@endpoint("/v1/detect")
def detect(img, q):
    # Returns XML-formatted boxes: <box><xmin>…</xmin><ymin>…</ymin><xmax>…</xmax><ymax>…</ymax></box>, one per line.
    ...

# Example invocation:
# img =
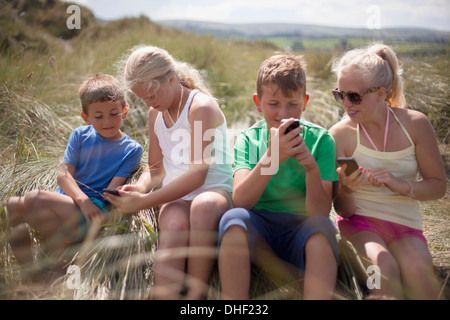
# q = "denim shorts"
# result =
<box><xmin>218</xmin><ymin>208</ymin><xmax>340</xmax><ymax>271</ymax></box>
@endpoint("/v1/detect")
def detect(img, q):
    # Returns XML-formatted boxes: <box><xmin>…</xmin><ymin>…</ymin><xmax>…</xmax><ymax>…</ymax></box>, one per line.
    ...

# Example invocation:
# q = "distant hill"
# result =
<box><xmin>158</xmin><ymin>19</ymin><xmax>450</xmax><ymax>43</ymax></box>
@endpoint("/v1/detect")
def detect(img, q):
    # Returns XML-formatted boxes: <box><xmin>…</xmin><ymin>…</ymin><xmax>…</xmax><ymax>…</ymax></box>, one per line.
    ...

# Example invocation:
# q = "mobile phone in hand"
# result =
<box><xmin>281</xmin><ymin>119</ymin><xmax>300</xmax><ymax>134</ymax></box>
<box><xmin>337</xmin><ymin>157</ymin><xmax>359</xmax><ymax>176</ymax></box>
<box><xmin>103</xmin><ymin>188</ymin><xmax>120</xmax><ymax>196</ymax></box>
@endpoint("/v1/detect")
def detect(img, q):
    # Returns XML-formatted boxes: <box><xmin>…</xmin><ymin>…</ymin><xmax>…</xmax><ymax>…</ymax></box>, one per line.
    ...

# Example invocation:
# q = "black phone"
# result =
<box><xmin>337</xmin><ymin>157</ymin><xmax>359</xmax><ymax>176</ymax></box>
<box><xmin>103</xmin><ymin>188</ymin><xmax>120</xmax><ymax>196</ymax></box>
<box><xmin>281</xmin><ymin>119</ymin><xmax>300</xmax><ymax>134</ymax></box>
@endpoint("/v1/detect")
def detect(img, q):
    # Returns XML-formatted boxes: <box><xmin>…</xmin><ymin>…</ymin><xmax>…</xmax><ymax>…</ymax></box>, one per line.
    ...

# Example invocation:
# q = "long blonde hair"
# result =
<box><xmin>121</xmin><ymin>45</ymin><xmax>212</xmax><ymax>96</ymax></box>
<box><xmin>332</xmin><ymin>43</ymin><xmax>406</xmax><ymax>108</ymax></box>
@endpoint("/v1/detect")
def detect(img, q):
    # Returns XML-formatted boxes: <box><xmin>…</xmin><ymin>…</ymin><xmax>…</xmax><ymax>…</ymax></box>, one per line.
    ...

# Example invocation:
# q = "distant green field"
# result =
<box><xmin>265</xmin><ymin>36</ymin><xmax>449</xmax><ymax>55</ymax></box>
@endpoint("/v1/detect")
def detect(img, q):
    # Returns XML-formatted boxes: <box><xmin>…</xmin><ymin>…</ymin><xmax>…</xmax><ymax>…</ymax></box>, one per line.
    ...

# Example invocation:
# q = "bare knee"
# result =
<box><xmin>163</xmin><ymin>218</ymin><xmax>189</xmax><ymax>234</ymax></box>
<box><xmin>221</xmin><ymin>225</ymin><xmax>248</xmax><ymax>248</ymax></box>
<box><xmin>23</xmin><ymin>190</ymin><xmax>43</xmax><ymax>211</ymax></box>
<box><xmin>159</xmin><ymin>201</ymin><xmax>190</xmax><ymax>233</ymax></box>
<box><xmin>157</xmin><ymin>202</ymin><xmax>191</xmax><ymax>252</ymax></box>
<box><xmin>306</xmin><ymin>233</ymin><xmax>334</xmax><ymax>258</ymax></box>
<box><xmin>190</xmin><ymin>192</ymin><xmax>229</xmax><ymax>228</ymax></box>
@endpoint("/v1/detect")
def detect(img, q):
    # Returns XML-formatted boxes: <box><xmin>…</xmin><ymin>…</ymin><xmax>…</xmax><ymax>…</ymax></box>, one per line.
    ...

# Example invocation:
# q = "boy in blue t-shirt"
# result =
<box><xmin>3</xmin><ymin>74</ymin><xmax>143</xmax><ymax>276</ymax></box>
<box><xmin>218</xmin><ymin>54</ymin><xmax>339</xmax><ymax>299</ymax></box>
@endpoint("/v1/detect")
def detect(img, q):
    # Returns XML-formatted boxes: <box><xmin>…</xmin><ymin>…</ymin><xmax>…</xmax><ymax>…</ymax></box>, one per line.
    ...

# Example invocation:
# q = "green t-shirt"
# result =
<box><xmin>234</xmin><ymin>119</ymin><xmax>337</xmax><ymax>216</ymax></box>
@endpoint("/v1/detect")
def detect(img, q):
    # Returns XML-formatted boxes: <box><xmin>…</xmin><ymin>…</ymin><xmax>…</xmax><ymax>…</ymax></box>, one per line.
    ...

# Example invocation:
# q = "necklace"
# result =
<box><xmin>360</xmin><ymin>105</ymin><xmax>390</xmax><ymax>152</ymax></box>
<box><xmin>166</xmin><ymin>85</ymin><xmax>184</xmax><ymax>126</ymax></box>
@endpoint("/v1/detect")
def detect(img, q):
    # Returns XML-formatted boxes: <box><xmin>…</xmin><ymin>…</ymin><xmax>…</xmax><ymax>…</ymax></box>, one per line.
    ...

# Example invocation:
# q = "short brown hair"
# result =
<box><xmin>78</xmin><ymin>74</ymin><xmax>126</xmax><ymax>114</ymax></box>
<box><xmin>256</xmin><ymin>53</ymin><xmax>307</xmax><ymax>98</ymax></box>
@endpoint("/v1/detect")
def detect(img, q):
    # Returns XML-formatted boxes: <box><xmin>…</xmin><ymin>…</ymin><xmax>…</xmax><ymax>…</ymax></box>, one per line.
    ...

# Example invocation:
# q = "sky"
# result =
<box><xmin>64</xmin><ymin>0</ymin><xmax>450</xmax><ymax>31</ymax></box>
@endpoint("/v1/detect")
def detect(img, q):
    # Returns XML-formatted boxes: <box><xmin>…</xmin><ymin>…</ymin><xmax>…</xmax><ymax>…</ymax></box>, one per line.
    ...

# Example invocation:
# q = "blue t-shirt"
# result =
<box><xmin>56</xmin><ymin>125</ymin><xmax>143</xmax><ymax>204</ymax></box>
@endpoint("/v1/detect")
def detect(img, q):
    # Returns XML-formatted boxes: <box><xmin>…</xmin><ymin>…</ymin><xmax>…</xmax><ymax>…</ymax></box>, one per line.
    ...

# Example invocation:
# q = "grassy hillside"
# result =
<box><xmin>0</xmin><ymin>0</ymin><xmax>448</xmax><ymax>299</ymax></box>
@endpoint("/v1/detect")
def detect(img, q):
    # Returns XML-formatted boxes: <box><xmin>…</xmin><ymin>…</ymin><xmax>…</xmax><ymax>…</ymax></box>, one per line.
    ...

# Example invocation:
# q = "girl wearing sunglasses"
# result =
<box><xmin>329</xmin><ymin>43</ymin><xmax>446</xmax><ymax>299</ymax></box>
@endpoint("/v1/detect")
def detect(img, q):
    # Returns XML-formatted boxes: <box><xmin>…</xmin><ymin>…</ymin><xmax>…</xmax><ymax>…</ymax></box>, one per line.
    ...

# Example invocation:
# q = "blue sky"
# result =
<box><xmin>64</xmin><ymin>0</ymin><xmax>450</xmax><ymax>31</ymax></box>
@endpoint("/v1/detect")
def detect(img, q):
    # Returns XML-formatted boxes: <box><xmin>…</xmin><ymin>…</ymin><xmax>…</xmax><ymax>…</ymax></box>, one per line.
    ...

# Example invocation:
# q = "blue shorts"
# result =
<box><xmin>218</xmin><ymin>208</ymin><xmax>340</xmax><ymax>272</ymax></box>
<box><xmin>66</xmin><ymin>197</ymin><xmax>108</xmax><ymax>243</ymax></box>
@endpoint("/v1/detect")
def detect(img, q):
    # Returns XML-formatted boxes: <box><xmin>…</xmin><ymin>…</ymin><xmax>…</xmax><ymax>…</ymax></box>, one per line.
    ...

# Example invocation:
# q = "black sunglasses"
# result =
<box><xmin>332</xmin><ymin>87</ymin><xmax>380</xmax><ymax>105</ymax></box>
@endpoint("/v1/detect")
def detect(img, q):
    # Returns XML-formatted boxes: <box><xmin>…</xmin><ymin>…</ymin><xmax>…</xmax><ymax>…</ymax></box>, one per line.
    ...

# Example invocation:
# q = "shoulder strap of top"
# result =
<box><xmin>356</xmin><ymin>122</ymin><xmax>361</xmax><ymax>146</ymax></box>
<box><xmin>388</xmin><ymin>106</ymin><xmax>414</xmax><ymax>146</ymax></box>
<box><xmin>179</xmin><ymin>89</ymin><xmax>199</xmax><ymax>122</ymax></box>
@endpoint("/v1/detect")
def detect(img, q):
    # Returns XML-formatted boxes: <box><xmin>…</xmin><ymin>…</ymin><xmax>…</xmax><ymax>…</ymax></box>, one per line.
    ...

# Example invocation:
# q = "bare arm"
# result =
<box><xmin>294</xmin><ymin>129</ymin><xmax>333</xmax><ymax>217</ymax></box>
<box><xmin>57</xmin><ymin>163</ymin><xmax>104</xmax><ymax>223</ymax></box>
<box><xmin>107</xmin><ymin>95</ymin><xmax>223</xmax><ymax>214</ymax></box>
<box><xmin>368</xmin><ymin>111</ymin><xmax>446</xmax><ymax>200</ymax></box>
<box><xmin>410</xmin><ymin>113</ymin><xmax>446</xmax><ymax>200</ymax></box>
<box><xmin>120</xmin><ymin>109</ymin><xmax>165</xmax><ymax>194</ymax></box>
<box><xmin>57</xmin><ymin>163</ymin><xmax>89</xmax><ymax>205</ymax></box>
<box><xmin>329</xmin><ymin>121</ymin><xmax>362</xmax><ymax>218</ymax></box>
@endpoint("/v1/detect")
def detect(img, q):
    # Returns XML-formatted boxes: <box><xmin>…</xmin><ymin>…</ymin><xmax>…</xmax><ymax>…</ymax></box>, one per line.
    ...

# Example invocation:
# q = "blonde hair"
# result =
<box><xmin>78</xmin><ymin>74</ymin><xmax>126</xmax><ymax>114</ymax></box>
<box><xmin>121</xmin><ymin>45</ymin><xmax>212</xmax><ymax>96</ymax></box>
<box><xmin>332</xmin><ymin>43</ymin><xmax>405</xmax><ymax>108</ymax></box>
<box><xmin>256</xmin><ymin>53</ymin><xmax>307</xmax><ymax>98</ymax></box>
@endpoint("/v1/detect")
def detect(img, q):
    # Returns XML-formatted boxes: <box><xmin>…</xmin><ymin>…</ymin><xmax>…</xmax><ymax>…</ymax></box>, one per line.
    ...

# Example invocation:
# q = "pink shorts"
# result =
<box><xmin>336</xmin><ymin>214</ymin><xmax>427</xmax><ymax>246</ymax></box>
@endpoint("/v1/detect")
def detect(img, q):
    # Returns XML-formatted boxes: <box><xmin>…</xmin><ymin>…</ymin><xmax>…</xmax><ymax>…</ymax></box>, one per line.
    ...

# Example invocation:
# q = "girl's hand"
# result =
<box><xmin>118</xmin><ymin>183</ymin><xmax>146</xmax><ymax>193</ymax></box>
<box><xmin>337</xmin><ymin>164</ymin><xmax>366</xmax><ymax>193</ymax></box>
<box><xmin>104</xmin><ymin>190</ymin><xmax>146</xmax><ymax>215</ymax></box>
<box><xmin>367</xmin><ymin>167</ymin><xmax>407</xmax><ymax>194</ymax></box>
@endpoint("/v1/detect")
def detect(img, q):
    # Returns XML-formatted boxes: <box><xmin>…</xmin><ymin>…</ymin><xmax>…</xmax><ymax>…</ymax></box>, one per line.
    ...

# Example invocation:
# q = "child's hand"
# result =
<box><xmin>104</xmin><ymin>190</ymin><xmax>145</xmax><ymax>215</ymax></box>
<box><xmin>79</xmin><ymin>199</ymin><xmax>106</xmax><ymax>225</ymax></box>
<box><xmin>337</xmin><ymin>164</ymin><xmax>365</xmax><ymax>193</ymax></box>
<box><xmin>118</xmin><ymin>184</ymin><xmax>145</xmax><ymax>193</ymax></box>
<box><xmin>271</xmin><ymin>119</ymin><xmax>303</xmax><ymax>164</ymax></box>
<box><xmin>289</xmin><ymin>127</ymin><xmax>317</xmax><ymax>170</ymax></box>
<box><xmin>367</xmin><ymin>167</ymin><xmax>406</xmax><ymax>194</ymax></box>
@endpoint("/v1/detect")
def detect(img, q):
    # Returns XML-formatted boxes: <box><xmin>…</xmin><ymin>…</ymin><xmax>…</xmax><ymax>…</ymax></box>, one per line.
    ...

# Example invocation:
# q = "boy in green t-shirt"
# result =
<box><xmin>218</xmin><ymin>54</ymin><xmax>339</xmax><ymax>299</ymax></box>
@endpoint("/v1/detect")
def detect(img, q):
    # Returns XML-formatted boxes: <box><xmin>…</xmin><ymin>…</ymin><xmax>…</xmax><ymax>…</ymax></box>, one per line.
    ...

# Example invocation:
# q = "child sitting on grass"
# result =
<box><xmin>330</xmin><ymin>43</ymin><xmax>446</xmax><ymax>299</ymax></box>
<box><xmin>2</xmin><ymin>74</ymin><xmax>143</xmax><ymax>281</ymax></box>
<box><xmin>218</xmin><ymin>53</ymin><xmax>339</xmax><ymax>300</ymax></box>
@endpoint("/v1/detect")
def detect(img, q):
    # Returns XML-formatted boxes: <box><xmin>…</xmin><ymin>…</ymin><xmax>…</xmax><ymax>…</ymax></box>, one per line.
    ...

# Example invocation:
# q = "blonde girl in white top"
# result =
<box><xmin>106</xmin><ymin>45</ymin><xmax>233</xmax><ymax>300</ymax></box>
<box><xmin>329</xmin><ymin>43</ymin><xmax>446</xmax><ymax>299</ymax></box>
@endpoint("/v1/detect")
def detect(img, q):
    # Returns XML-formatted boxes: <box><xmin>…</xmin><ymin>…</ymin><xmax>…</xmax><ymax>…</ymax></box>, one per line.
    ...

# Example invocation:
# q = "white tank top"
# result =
<box><xmin>154</xmin><ymin>89</ymin><xmax>233</xmax><ymax>200</ymax></box>
<box><xmin>352</xmin><ymin>107</ymin><xmax>422</xmax><ymax>229</ymax></box>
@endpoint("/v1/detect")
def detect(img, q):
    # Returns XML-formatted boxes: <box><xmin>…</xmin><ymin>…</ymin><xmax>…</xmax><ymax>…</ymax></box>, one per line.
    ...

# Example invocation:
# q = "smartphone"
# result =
<box><xmin>103</xmin><ymin>188</ymin><xmax>120</xmax><ymax>196</ymax></box>
<box><xmin>281</xmin><ymin>119</ymin><xmax>300</xmax><ymax>134</ymax></box>
<box><xmin>337</xmin><ymin>157</ymin><xmax>359</xmax><ymax>176</ymax></box>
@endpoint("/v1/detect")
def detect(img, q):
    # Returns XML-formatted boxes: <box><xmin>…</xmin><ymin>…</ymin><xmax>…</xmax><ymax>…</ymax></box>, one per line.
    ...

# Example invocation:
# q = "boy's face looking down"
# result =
<box><xmin>253</xmin><ymin>84</ymin><xmax>309</xmax><ymax>130</ymax></box>
<box><xmin>81</xmin><ymin>100</ymin><xmax>128</xmax><ymax>141</ymax></box>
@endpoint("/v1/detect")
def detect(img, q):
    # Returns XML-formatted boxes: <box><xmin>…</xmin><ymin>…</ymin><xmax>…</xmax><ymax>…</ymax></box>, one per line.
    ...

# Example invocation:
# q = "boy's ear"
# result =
<box><xmin>303</xmin><ymin>94</ymin><xmax>310</xmax><ymax>111</ymax></box>
<box><xmin>122</xmin><ymin>104</ymin><xmax>129</xmax><ymax>118</ymax></box>
<box><xmin>81</xmin><ymin>112</ymin><xmax>90</xmax><ymax>124</ymax></box>
<box><xmin>253</xmin><ymin>93</ymin><xmax>262</xmax><ymax>112</ymax></box>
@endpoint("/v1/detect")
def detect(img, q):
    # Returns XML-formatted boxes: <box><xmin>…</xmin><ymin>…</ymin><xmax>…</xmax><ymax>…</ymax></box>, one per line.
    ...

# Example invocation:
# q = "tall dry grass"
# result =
<box><xmin>0</xmin><ymin>11</ymin><xmax>448</xmax><ymax>299</ymax></box>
